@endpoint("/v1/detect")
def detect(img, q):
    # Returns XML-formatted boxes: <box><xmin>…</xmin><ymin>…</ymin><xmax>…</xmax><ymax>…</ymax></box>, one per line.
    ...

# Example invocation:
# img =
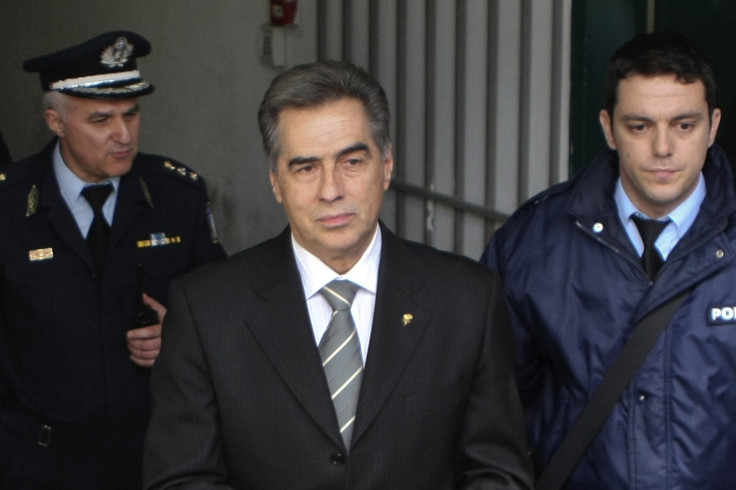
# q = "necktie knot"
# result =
<box><xmin>320</xmin><ymin>279</ymin><xmax>358</xmax><ymax>312</ymax></box>
<box><xmin>632</xmin><ymin>215</ymin><xmax>668</xmax><ymax>247</ymax></box>
<box><xmin>82</xmin><ymin>184</ymin><xmax>113</xmax><ymax>216</ymax></box>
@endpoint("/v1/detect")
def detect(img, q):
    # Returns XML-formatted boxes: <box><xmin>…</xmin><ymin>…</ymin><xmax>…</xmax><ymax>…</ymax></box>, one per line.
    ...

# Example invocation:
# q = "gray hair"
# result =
<box><xmin>43</xmin><ymin>91</ymin><xmax>68</xmax><ymax>117</ymax></box>
<box><xmin>257</xmin><ymin>60</ymin><xmax>392</xmax><ymax>171</ymax></box>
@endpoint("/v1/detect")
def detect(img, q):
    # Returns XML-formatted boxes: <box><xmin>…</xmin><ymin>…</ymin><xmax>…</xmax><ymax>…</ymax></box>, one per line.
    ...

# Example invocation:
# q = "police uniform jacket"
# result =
<box><xmin>0</xmin><ymin>139</ymin><xmax>226</xmax><ymax>488</ymax></box>
<box><xmin>482</xmin><ymin>144</ymin><xmax>736</xmax><ymax>489</ymax></box>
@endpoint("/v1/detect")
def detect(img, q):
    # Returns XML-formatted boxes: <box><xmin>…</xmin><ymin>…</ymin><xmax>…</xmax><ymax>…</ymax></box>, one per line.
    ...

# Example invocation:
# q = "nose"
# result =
<box><xmin>319</xmin><ymin>165</ymin><xmax>345</xmax><ymax>202</ymax></box>
<box><xmin>652</xmin><ymin>125</ymin><xmax>673</xmax><ymax>157</ymax></box>
<box><xmin>112</xmin><ymin>117</ymin><xmax>133</xmax><ymax>144</ymax></box>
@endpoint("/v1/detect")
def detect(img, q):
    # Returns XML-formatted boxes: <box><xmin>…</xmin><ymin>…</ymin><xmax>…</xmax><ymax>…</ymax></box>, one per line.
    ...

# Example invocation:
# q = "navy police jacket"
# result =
<box><xmin>0</xmin><ymin>140</ymin><xmax>226</xmax><ymax>486</ymax></box>
<box><xmin>482</xmin><ymin>144</ymin><xmax>736</xmax><ymax>489</ymax></box>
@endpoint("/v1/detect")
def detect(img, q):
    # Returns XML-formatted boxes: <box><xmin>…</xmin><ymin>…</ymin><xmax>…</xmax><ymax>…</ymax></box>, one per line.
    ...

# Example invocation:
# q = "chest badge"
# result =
<box><xmin>136</xmin><ymin>232</ymin><xmax>182</xmax><ymax>248</ymax></box>
<box><xmin>29</xmin><ymin>247</ymin><xmax>54</xmax><ymax>262</ymax></box>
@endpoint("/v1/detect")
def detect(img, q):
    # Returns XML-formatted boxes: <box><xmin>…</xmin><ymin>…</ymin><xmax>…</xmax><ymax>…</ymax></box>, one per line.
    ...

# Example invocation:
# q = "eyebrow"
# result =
<box><xmin>86</xmin><ymin>104</ymin><xmax>140</xmax><ymax>121</ymax></box>
<box><xmin>287</xmin><ymin>142</ymin><xmax>371</xmax><ymax>168</ymax></box>
<box><xmin>620</xmin><ymin>112</ymin><xmax>704</xmax><ymax>123</ymax></box>
<box><xmin>124</xmin><ymin>104</ymin><xmax>141</xmax><ymax>116</ymax></box>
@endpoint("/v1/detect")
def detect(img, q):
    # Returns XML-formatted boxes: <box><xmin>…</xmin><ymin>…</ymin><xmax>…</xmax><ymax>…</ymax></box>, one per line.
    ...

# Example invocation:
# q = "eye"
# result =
<box><xmin>294</xmin><ymin>163</ymin><xmax>317</xmax><ymax>174</ymax></box>
<box><xmin>678</xmin><ymin>121</ymin><xmax>695</xmax><ymax>131</ymax></box>
<box><xmin>628</xmin><ymin>123</ymin><xmax>647</xmax><ymax>134</ymax></box>
<box><xmin>341</xmin><ymin>156</ymin><xmax>366</xmax><ymax>169</ymax></box>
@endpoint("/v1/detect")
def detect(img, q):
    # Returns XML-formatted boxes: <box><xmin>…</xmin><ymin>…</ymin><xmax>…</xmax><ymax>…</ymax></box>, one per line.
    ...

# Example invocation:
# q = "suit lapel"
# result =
<box><xmin>109</xmin><ymin>164</ymin><xmax>147</xmax><ymax>250</ymax></box>
<box><xmin>245</xmin><ymin>230</ymin><xmax>343</xmax><ymax>446</ymax></box>
<box><xmin>36</xmin><ymin>159</ymin><xmax>93</xmax><ymax>269</ymax></box>
<box><xmin>352</xmin><ymin>227</ymin><xmax>431</xmax><ymax>444</ymax></box>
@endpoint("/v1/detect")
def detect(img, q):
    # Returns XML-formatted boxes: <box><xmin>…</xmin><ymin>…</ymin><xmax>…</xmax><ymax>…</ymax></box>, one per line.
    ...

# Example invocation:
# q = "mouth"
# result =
<box><xmin>110</xmin><ymin>148</ymin><xmax>134</xmax><ymax>160</ymax></box>
<box><xmin>648</xmin><ymin>168</ymin><xmax>678</xmax><ymax>181</ymax></box>
<box><xmin>317</xmin><ymin>212</ymin><xmax>355</xmax><ymax>228</ymax></box>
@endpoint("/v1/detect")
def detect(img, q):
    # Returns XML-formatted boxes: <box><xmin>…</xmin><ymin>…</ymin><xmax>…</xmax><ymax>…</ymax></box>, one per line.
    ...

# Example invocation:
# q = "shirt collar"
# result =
<box><xmin>52</xmin><ymin>141</ymin><xmax>120</xmax><ymax>204</ymax></box>
<box><xmin>615</xmin><ymin>173</ymin><xmax>706</xmax><ymax>235</ymax></box>
<box><xmin>292</xmin><ymin>225</ymin><xmax>382</xmax><ymax>300</ymax></box>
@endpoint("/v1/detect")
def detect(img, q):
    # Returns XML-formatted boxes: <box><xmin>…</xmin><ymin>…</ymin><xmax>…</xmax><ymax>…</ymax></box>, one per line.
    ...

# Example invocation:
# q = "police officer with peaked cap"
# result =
<box><xmin>0</xmin><ymin>31</ymin><xmax>226</xmax><ymax>489</ymax></box>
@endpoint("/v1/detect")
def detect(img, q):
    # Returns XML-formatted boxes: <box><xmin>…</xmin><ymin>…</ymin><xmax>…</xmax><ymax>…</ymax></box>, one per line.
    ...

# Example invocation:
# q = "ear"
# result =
<box><xmin>708</xmin><ymin>108</ymin><xmax>722</xmax><ymax>147</ymax></box>
<box><xmin>382</xmin><ymin>147</ymin><xmax>394</xmax><ymax>191</ymax></box>
<box><xmin>599</xmin><ymin>109</ymin><xmax>616</xmax><ymax>150</ymax></box>
<box><xmin>269</xmin><ymin>170</ymin><xmax>283</xmax><ymax>203</ymax></box>
<box><xmin>45</xmin><ymin>108</ymin><xmax>65</xmax><ymax>138</ymax></box>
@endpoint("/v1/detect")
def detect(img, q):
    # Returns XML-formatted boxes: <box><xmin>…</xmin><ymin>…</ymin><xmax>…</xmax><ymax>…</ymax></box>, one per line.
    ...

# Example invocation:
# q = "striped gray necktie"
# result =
<box><xmin>319</xmin><ymin>279</ymin><xmax>363</xmax><ymax>449</ymax></box>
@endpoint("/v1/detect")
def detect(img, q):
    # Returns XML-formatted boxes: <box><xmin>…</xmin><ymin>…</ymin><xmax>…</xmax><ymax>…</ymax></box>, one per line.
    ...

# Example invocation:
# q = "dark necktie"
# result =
<box><xmin>81</xmin><ymin>184</ymin><xmax>113</xmax><ymax>275</ymax></box>
<box><xmin>632</xmin><ymin>216</ymin><xmax>669</xmax><ymax>280</ymax></box>
<box><xmin>319</xmin><ymin>279</ymin><xmax>363</xmax><ymax>449</ymax></box>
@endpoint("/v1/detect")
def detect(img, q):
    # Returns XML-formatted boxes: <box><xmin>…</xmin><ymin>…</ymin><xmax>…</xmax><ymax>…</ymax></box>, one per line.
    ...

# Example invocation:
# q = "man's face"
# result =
<box><xmin>599</xmin><ymin>74</ymin><xmax>720</xmax><ymax>218</ymax></box>
<box><xmin>46</xmin><ymin>96</ymin><xmax>141</xmax><ymax>183</ymax></box>
<box><xmin>269</xmin><ymin>97</ymin><xmax>393</xmax><ymax>274</ymax></box>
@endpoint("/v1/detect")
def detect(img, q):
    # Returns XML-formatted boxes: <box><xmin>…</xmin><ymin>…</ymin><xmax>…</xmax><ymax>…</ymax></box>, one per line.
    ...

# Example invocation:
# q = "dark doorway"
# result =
<box><xmin>569</xmin><ymin>0</ymin><xmax>736</xmax><ymax>173</ymax></box>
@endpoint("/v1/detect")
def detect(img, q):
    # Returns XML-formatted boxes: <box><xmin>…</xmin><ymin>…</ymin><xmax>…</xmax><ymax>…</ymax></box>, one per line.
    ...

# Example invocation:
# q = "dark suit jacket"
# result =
<box><xmin>143</xmin><ymin>225</ymin><xmax>533</xmax><ymax>489</ymax></box>
<box><xmin>0</xmin><ymin>140</ymin><xmax>226</xmax><ymax>489</ymax></box>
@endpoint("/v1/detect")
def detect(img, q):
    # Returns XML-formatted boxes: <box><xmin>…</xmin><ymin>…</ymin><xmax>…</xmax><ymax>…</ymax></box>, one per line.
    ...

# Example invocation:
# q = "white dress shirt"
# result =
<box><xmin>292</xmin><ymin>225</ymin><xmax>381</xmax><ymax>363</ymax></box>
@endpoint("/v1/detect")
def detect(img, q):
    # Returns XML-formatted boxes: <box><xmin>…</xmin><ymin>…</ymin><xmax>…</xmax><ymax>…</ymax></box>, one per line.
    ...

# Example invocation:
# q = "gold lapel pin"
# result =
<box><xmin>402</xmin><ymin>313</ymin><xmax>413</xmax><ymax>326</ymax></box>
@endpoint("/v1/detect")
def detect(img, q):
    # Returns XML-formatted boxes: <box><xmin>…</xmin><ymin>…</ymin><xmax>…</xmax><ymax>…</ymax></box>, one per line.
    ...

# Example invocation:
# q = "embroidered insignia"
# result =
<box><xmin>140</xmin><ymin>177</ymin><xmax>154</xmax><ymax>208</ymax></box>
<box><xmin>100</xmin><ymin>37</ymin><xmax>134</xmax><ymax>68</ymax></box>
<box><xmin>26</xmin><ymin>184</ymin><xmax>39</xmax><ymax>217</ymax></box>
<box><xmin>402</xmin><ymin>313</ymin><xmax>413</xmax><ymax>326</ymax></box>
<box><xmin>189</xmin><ymin>171</ymin><xmax>199</xmax><ymax>181</ymax></box>
<box><xmin>206</xmin><ymin>201</ymin><xmax>219</xmax><ymax>244</ymax></box>
<box><xmin>136</xmin><ymin>233</ymin><xmax>182</xmax><ymax>248</ymax></box>
<box><xmin>164</xmin><ymin>161</ymin><xmax>176</xmax><ymax>170</ymax></box>
<box><xmin>29</xmin><ymin>248</ymin><xmax>54</xmax><ymax>262</ymax></box>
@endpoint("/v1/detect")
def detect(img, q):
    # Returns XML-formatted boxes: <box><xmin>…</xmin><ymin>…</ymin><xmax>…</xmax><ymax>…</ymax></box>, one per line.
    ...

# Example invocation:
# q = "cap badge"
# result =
<box><xmin>100</xmin><ymin>37</ymin><xmax>134</xmax><ymax>68</ymax></box>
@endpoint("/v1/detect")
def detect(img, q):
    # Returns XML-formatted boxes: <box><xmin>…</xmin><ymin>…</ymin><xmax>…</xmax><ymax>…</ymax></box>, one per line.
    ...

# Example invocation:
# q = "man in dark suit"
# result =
<box><xmin>143</xmin><ymin>61</ymin><xmax>532</xmax><ymax>489</ymax></box>
<box><xmin>0</xmin><ymin>31</ymin><xmax>226</xmax><ymax>489</ymax></box>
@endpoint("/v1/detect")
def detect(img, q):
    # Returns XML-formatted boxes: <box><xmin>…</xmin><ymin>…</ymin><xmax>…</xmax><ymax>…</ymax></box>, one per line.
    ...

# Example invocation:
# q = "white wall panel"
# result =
<box><xmin>319</xmin><ymin>0</ymin><xmax>572</xmax><ymax>256</ymax></box>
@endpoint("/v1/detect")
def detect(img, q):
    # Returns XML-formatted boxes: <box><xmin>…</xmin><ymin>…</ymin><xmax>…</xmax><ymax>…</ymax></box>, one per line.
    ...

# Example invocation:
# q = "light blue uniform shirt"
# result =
<box><xmin>53</xmin><ymin>142</ymin><xmax>120</xmax><ymax>238</ymax></box>
<box><xmin>614</xmin><ymin>173</ymin><xmax>706</xmax><ymax>260</ymax></box>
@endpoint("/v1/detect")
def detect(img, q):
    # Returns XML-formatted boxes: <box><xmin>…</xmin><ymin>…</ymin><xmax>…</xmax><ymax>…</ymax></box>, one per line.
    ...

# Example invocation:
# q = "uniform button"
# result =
<box><xmin>593</xmin><ymin>222</ymin><xmax>604</xmax><ymax>233</ymax></box>
<box><xmin>329</xmin><ymin>453</ymin><xmax>345</xmax><ymax>465</ymax></box>
<box><xmin>638</xmin><ymin>393</ymin><xmax>646</xmax><ymax>402</ymax></box>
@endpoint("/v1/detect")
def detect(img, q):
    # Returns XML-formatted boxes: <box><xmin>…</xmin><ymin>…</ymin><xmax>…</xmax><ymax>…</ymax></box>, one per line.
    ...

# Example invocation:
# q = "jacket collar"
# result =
<box><xmin>566</xmin><ymin>144</ymin><xmax>736</xmax><ymax>256</ymax></box>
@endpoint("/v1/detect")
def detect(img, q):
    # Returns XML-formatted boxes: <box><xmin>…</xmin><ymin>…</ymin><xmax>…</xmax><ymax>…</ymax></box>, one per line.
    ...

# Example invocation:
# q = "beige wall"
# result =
<box><xmin>0</xmin><ymin>1</ymin><xmax>317</xmax><ymax>254</ymax></box>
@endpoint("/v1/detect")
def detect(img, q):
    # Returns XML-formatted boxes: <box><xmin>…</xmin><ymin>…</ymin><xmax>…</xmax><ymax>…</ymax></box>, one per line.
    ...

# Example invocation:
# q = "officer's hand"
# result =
<box><xmin>127</xmin><ymin>293</ymin><xmax>167</xmax><ymax>368</ymax></box>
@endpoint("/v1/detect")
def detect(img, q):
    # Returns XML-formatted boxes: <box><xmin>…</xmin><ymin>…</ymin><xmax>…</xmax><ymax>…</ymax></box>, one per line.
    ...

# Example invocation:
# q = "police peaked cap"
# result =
<box><xmin>23</xmin><ymin>31</ymin><xmax>155</xmax><ymax>99</ymax></box>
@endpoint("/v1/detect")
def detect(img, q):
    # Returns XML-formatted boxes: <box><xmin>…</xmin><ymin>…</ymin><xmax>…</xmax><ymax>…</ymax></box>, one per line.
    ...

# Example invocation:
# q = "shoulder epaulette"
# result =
<box><xmin>161</xmin><ymin>159</ymin><xmax>201</xmax><ymax>184</ymax></box>
<box><xmin>137</xmin><ymin>153</ymin><xmax>204</xmax><ymax>188</ymax></box>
